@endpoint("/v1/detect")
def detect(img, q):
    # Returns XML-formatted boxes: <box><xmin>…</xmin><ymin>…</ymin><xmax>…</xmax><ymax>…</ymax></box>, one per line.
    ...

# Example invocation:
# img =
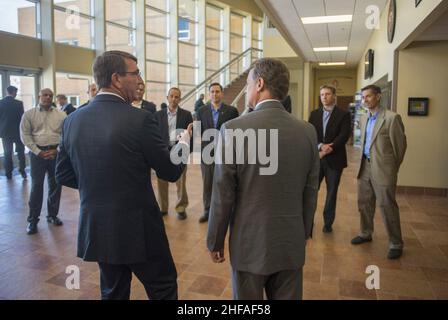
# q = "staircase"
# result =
<box><xmin>222</xmin><ymin>70</ymin><xmax>249</xmax><ymax>114</ymax></box>
<box><xmin>181</xmin><ymin>47</ymin><xmax>262</xmax><ymax>114</ymax></box>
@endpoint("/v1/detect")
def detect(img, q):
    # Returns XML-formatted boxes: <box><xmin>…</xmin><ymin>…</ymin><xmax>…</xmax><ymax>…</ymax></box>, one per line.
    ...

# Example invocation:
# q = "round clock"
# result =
<box><xmin>387</xmin><ymin>0</ymin><xmax>396</xmax><ymax>43</ymax></box>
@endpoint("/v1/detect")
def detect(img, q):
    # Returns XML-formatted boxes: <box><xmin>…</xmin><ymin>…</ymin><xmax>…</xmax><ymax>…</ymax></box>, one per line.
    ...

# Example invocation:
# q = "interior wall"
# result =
<box><xmin>356</xmin><ymin>0</ymin><xmax>443</xmax><ymax>90</ymax></box>
<box><xmin>396</xmin><ymin>40</ymin><xmax>448</xmax><ymax>189</ymax></box>
<box><xmin>313</xmin><ymin>68</ymin><xmax>357</xmax><ymax>109</ymax></box>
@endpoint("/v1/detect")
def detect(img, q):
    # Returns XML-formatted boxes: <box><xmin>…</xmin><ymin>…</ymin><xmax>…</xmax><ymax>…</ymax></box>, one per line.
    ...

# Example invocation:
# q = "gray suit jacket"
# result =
<box><xmin>207</xmin><ymin>100</ymin><xmax>319</xmax><ymax>275</ymax></box>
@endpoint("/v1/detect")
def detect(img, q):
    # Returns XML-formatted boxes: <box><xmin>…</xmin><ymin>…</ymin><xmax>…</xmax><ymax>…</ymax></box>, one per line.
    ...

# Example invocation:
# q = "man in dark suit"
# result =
<box><xmin>56</xmin><ymin>94</ymin><xmax>76</xmax><ymax>115</ymax></box>
<box><xmin>154</xmin><ymin>87</ymin><xmax>192</xmax><ymax>220</ymax></box>
<box><xmin>78</xmin><ymin>83</ymin><xmax>98</xmax><ymax>109</ymax></box>
<box><xmin>55</xmin><ymin>51</ymin><xmax>192</xmax><ymax>300</ymax></box>
<box><xmin>281</xmin><ymin>95</ymin><xmax>292</xmax><ymax>113</ymax></box>
<box><xmin>196</xmin><ymin>82</ymin><xmax>239</xmax><ymax>223</ymax></box>
<box><xmin>194</xmin><ymin>93</ymin><xmax>205</xmax><ymax>112</ymax></box>
<box><xmin>308</xmin><ymin>85</ymin><xmax>351</xmax><ymax>233</ymax></box>
<box><xmin>207</xmin><ymin>58</ymin><xmax>319</xmax><ymax>300</ymax></box>
<box><xmin>0</xmin><ymin>86</ymin><xmax>26</xmax><ymax>179</ymax></box>
<box><xmin>132</xmin><ymin>81</ymin><xmax>156</xmax><ymax>113</ymax></box>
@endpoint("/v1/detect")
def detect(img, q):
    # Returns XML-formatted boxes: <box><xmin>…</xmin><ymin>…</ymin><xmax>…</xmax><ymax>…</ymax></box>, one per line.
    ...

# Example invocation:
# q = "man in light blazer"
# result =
<box><xmin>351</xmin><ymin>85</ymin><xmax>407</xmax><ymax>260</ymax></box>
<box><xmin>207</xmin><ymin>58</ymin><xmax>319</xmax><ymax>300</ymax></box>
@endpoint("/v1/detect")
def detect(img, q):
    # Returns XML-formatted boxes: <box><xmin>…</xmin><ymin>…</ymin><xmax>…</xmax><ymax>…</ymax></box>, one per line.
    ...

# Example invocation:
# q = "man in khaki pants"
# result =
<box><xmin>351</xmin><ymin>85</ymin><xmax>407</xmax><ymax>259</ymax></box>
<box><xmin>154</xmin><ymin>88</ymin><xmax>193</xmax><ymax>220</ymax></box>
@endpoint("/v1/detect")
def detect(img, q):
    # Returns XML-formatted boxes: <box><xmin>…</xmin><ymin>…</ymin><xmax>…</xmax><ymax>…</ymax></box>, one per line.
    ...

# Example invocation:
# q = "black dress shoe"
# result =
<box><xmin>351</xmin><ymin>236</ymin><xmax>372</xmax><ymax>245</ymax></box>
<box><xmin>387</xmin><ymin>248</ymin><xmax>403</xmax><ymax>260</ymax></box>
<box><xmin>20</xmin><ymin>170</ymin><xmax>27</xmax><ymax>179</ymax></box>
<box><xmin>322</xmin><ymin>225</ymin><xmax>333</xmax><ymax>233</ymax></box>
<box><xmin>198</xmin><ymin>213</ymin><xmax>209</xmax><ymax>223</ymax></box>
<box><xmin>6</xmin><ymin>174</ymin><xmax>12</xmax><ymax>180</ymax></box>
<box><xmin>47</xmin><ymin>216</ymin><xmax>63</xmax><ymax>226</ymax></box>
<box><xmin>177</xmin><ymin>211</ymin><xmax>187</xmax><ymax>220</ymax></box>
<box><xmin>160</xmin><ymin>211</ymin><xmax>168</xmax><ymax>216</ymax></box>
<box><xmin>27</xmin><ymin>222</ymin><xmax>38</xmax><ymax>235</ymax></box>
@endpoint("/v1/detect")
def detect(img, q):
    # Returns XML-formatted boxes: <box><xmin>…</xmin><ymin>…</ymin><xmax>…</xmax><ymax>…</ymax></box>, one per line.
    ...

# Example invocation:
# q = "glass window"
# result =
<box><xmin>146</xmin><ymin>81</ymin><xmax>168</xmax><ymax>107</ymax></box>
<box><xmin>230</xmin><ymin>13</ymin><xmax>244</xmax><ymax>35</ymax></box>
<box><xmin>146</xmin><ymin>34</ymin><xmax>168</xmax><ymax>63</ymax></box>
<box><xmin>206</xmin><ymin>27</ymin><xmax>221</xmax><ymax>50</ymax></box>
<box><xmin>54</xmin><ymin>8</ymin><xmax>93</xmax><ymax>49</ymax></box>
<box><xmin>179</xmin><ymin>42</ymin><xmax>197</xmax><ymax>67</ymax></box>
<box><xmin>178</xmin><ymin>18</ymin><xmax>196</xmax><ymax>44</ymax></box>
<box><xmin>10</xmin><ymin>75</ymin><xmax>36</xmax><ymax>111</ymax></box>
<box><xmin>106</xmin><ymin>0</ymin><xmax>135</xmax><ymax>29</ymax></box>
<box><xmin>146</xmin><ymin>6</ymin><xmax>168</xmax><ymax>37</ymax></box>
<box><xmin>179</xmin><ymin>66</ymin><xmax>196</xmax><ymax>86</ymax></box>
<box><xmin>145</xmin><ymin>0</ymin><xmax>168</xmax><ymax>12</ymax></box>
<box><xmin>206</xmin><ymin>5</ymin><xmax>222</xmax><ymax>29</ymax></box>
<box><xmin>206</xmin><ymin>49</ymin><xmax>221</xmax><ymax>71</ymax></box>
<box><xmin>54</xmin><ymin>0</ymin><xmax>93</xmax><ymax>16</ymax></box>
<box><xmin>178</xmin><ymin>0</ymin><xmax>198</xmax><ymax>22</ymax></box>
<box><xmin>0</xmin><ymin>0</ymin><xmax>37</xmax><ymax>38</ymax></box>
<box><xmin>146</xmin><ymin>61</ymin><xmax>168</xmax><ymax>83</ymax></box>
<box><xmin>55</xmin><ymin>73</ymin><xmax>92</xmax><ymax>108</ymax></box>
<box><xmin>106</xmin><ymin>23</ymin><xmax>135</xmax><ymax>54</ymax></box>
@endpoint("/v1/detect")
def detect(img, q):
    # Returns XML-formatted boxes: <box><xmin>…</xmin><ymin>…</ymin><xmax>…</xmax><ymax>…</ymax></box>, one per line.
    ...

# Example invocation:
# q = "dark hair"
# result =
<box><xmin>167</xmin><ymin>87</ymin><xmax>181</xmax><ymax>96</ymax></box>
<box><xmin>56</xmin><ymin>94</ymin><xmax>67</xmax><ymax>100</ymax></box>
<box><xmin>93</xmin><ymin>50</ymin><xmax>138</xmax><ymax>90</ymax></box>
<box><xmin>208</xmin><ymin>82</ymin><xmax>223</xmax><ymax>91</ymax></box>
<box><xmin>6</xmin><ymin>86</ymin><xmax>18</xmax><ymax>94</ymax></box>
<box><xmin>320</xmin><ymin>85</ymin><xmax>336</xmax><ymax>95</ymax></box>
<box><xmin>250</xmin><ymin>58</ymin><xmax>290</xmax><ymax>100</ymax></box>
<box><xmin>361</xmin><ymin>84</ymin><xmax>381</xmax><ymax>95</ymax></box>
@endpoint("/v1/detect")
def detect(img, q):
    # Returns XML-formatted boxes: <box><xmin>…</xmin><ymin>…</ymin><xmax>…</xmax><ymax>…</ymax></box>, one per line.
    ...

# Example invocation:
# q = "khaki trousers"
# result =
<box><xmin>157</xmin><ymin>167</ymin><xmax>188</xmax><ymax>213</ymax></box>
<box><xmin>357</xmin><ymin>159</ymin><xmax>403</xmax><ymax>249</ymax></box>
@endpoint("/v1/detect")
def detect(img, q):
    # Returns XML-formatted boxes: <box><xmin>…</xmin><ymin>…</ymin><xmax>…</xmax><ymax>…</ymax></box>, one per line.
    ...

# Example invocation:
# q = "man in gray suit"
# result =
<box><xmin>207</xmin><ymin>58</ymin><xmax>319</xmax><ymax>300</ymax></box>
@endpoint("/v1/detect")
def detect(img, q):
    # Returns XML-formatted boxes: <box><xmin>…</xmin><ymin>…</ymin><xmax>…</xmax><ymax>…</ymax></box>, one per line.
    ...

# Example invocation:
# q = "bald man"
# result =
<box><xmin>20</xmin><ymin>88</ymin><xmax>66</xmax><ymax>235</ymax></box>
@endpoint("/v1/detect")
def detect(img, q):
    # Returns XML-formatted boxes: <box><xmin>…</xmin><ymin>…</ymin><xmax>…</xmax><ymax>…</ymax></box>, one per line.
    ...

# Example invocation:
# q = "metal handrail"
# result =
<box><xmin>182</xmin><ymin>47</ymin><xmax>262</xmax><ymax>109</ymax></box>
<box><xmin>231</xmin><ymin>84</ymin><xmax>247</xmax><ymax>107</ymax></box>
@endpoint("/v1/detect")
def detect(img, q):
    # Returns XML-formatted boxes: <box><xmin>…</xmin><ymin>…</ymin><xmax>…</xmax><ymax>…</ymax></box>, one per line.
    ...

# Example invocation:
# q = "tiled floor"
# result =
<box><xmin>0</xmin><ymin>146</ymin><xmax>447</xmax><ymax>300</ymax></box>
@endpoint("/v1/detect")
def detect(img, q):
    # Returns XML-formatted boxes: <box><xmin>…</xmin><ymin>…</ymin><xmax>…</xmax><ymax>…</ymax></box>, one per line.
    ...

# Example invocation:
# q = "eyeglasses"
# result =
<box><xmin>119</xmin><ymin>69</ymin><xmax>141</xmax><ymax>77</ymax></box>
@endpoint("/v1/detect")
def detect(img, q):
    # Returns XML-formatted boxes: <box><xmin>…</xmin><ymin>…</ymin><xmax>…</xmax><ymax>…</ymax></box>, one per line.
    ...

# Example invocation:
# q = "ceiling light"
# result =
<box><xmin>302</xmin><ymin>15</ymin><xmax>352</xmax><ymax>24</ymax></box>
<box><xmin>319</xmin><ymin>62</ymin><xmax>346</xmax><ymax>66</ymax></box>
<box><xmin>313</xmin><ymin>47</ymin><xmax>348</xmax><ymax>52</ymax></box>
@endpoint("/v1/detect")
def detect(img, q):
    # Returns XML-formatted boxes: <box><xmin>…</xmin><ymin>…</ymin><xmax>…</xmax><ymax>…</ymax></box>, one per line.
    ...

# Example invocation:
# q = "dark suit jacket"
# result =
<box><xmin>194</xmin><ymin>99</ymin><xmax>205</xmax><ymax>112</ymax></box>
<box><xmin>62</xmin><ymin>103</ymin><xmax>76</xmax><ymax>115</ymax></box>
<box><xmin>154</xmin><ymin>107</ymin><xmax>193</xmax><ymax>151</ymax></box>
<box><xmin>281</xmin><ymin>95</ymin><xmax>292</xmax><ymax>113</ymax></box>
<box><xmin>142</xmin><ymin>100</ymin><xmax>156</xmax><ymax>114</ymax></box>
<box><xmin>196</xmin><ymin>102</ymin><xmax>239</xmax><ymax>151</ymax></box>
<box><xmin>0</xmin><ymin>96</ymin><xmax>24</xmax><ymax>140</ymax></box>
<box><xmin>78</xmin><ymin>100</ymin><xmax>90</xmax><ymax>109</ymax></box>
<box><xmin>55</xmin><ymin>94</ymin><xmax>186</xmax><ymax>264</ymax></box>
<box><xmin>308</xmin><ymin>106</ymin><xmax>351</xmax><ymax>170</ymax></box>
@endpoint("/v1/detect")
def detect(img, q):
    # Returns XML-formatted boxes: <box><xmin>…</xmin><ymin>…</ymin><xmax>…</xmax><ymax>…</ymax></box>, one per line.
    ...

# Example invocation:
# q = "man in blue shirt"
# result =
<box><xmin>196</xmin><ymin>83</ymin><xmax>239</xmax><ymax>223</ymax></box>
<box><xmin>351</xmin><ymin>85</ymin><xmax>407</xmax><ymax>260</ymax></box>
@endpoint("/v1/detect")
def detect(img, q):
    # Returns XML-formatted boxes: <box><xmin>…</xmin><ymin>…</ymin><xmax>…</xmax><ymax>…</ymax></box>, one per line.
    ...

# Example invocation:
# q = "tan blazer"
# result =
<box><xmin>357</xmin><ymin>108</ymin><xmax>407</xmax><ymax>186</ymax></box>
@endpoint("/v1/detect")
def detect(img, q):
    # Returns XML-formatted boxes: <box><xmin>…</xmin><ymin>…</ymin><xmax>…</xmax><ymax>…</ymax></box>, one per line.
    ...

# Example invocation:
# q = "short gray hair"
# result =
<box><xmin>250</xmin><ymin>58</ymin><xmax>290</xmax><ymax>100</ymax></box>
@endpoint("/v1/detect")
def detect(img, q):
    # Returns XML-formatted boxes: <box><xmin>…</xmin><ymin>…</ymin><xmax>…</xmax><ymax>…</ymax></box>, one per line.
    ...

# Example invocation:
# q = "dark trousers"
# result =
<box><xmin>2</xmin><ymin>137</ymin><xmax>26</xmax><ymax>176</ymax></box>
<box><xmin>98</xmin><ymin>259</ymin><xmax>178</xmax><ymax>300</ymax></box>
<box><xmin>318</xmin><ymin>158</ymin><xmax>343</xmax><ymax>228</ymax></box>
<box><xmin>232</xmin><ymin>268</ymin><xmax>303</xmax><ymax>300</ymax></box>
<box><xmin>201</xmin><ymin>162</ymin><xmax>215</xmax><ymax>215</ymax></box>
<box><xmin>28</xmin><ymin>152</ymin><xmax>62</xmax><ymax>223</ymax></box>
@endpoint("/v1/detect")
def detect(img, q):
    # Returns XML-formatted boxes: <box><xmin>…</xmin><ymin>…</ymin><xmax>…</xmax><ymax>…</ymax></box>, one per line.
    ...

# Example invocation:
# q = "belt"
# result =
<box><xmin>37</xmin><ymin>144</ymin><xmax>58</xmax><ymax>151</ymax></box>
<box><xmin>362</xmin><ymin>154</ymin><xmax>370</xmax><ymax>162</ymax></box>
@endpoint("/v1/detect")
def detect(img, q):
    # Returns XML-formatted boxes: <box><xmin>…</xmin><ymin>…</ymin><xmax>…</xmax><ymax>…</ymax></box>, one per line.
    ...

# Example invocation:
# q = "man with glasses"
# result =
<box><xmin>56</xmin><ymin>51</ymin><xmax>191</xmax><ymax>300</ymax></box>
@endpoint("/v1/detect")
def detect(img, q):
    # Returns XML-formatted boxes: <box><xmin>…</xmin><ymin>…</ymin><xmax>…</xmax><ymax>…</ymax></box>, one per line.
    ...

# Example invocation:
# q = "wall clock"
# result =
<box><xmin>387</xmin><ymin>0</ymin><xmax>396</xmax><ymax>43</ymax></box>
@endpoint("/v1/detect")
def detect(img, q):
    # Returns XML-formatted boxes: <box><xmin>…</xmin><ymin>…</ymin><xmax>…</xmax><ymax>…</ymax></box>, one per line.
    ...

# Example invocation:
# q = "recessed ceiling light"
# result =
<box><xmin>319</xmin><ymin>62</ymin><xmax>346</xmax><ymax>66</ymax></box>
<box><xmin>302</xmin><ymin>15</ymin><xmax>352</xmax><ymax>24</ymax></box>
<box><xmin>313</xmin><ymin>47</ymin><xmax>348</xmax><ymax>52</ymax></box>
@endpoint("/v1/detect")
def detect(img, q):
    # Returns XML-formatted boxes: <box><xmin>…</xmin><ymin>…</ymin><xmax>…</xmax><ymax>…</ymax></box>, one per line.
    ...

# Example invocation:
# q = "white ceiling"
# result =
<box><xmin>258</xmin><ymin>0</ymin><xmax>388</xmax><ymax>67</ymax></box>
